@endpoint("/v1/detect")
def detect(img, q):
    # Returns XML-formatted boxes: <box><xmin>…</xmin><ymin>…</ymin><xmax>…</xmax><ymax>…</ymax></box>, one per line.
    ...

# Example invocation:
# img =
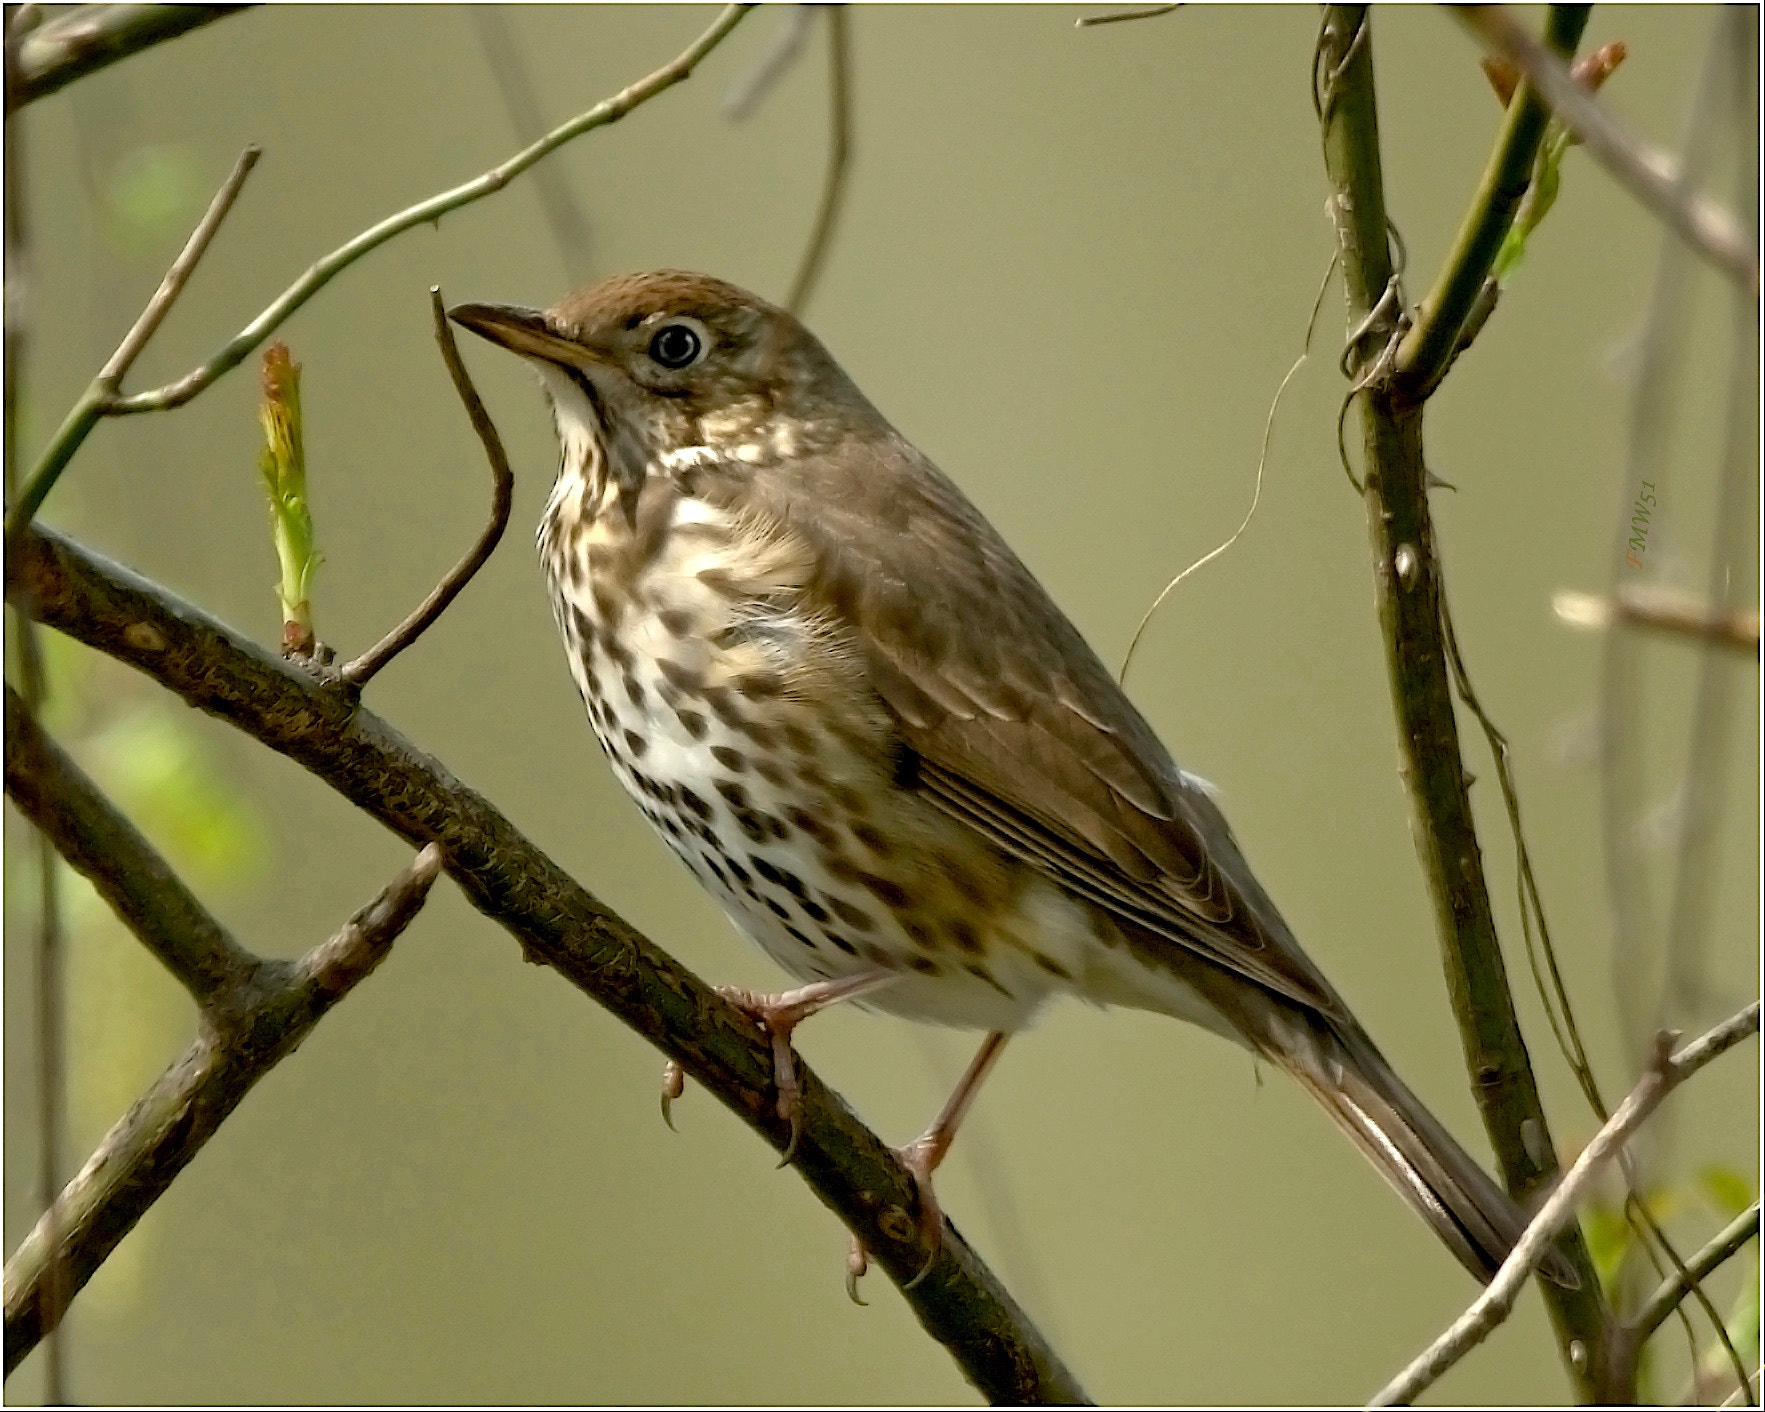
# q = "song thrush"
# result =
<box><xmin>451</xmin><ymin>271</ymin><xmax>1568</xmax><ymax>1290</ymax></box>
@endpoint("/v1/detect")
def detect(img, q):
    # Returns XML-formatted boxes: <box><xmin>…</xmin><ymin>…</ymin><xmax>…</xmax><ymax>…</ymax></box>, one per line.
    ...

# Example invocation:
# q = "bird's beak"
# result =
<box><xmin>447</xmin><ymin>302</ymin><xmax>584</xmax><ymax>365</ymax></box>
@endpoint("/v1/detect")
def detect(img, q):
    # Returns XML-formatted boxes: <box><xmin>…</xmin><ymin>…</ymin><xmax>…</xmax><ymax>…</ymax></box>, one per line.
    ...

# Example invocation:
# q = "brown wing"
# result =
<box><xmin>748</xmin><ymin>431</ymin><xmax>1346</xmax><ymax>1019</ymax></box>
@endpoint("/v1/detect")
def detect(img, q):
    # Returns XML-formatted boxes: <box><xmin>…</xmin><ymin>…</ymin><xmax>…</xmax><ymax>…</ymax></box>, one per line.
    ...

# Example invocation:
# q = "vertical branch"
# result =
<box><xmin>785</xmin><ymin>5</ymin><xmax>852</xmax><ymax>315</ymax></box>
<box><xmin>1313</xmin><ymin>6</ymin><xmax>1609</xmax><ymax>1395</ymax></box>
<box><xmin>3</xmin><ymin>18</ymin><xmax>68</xmax><ymax>1398</ymax></box>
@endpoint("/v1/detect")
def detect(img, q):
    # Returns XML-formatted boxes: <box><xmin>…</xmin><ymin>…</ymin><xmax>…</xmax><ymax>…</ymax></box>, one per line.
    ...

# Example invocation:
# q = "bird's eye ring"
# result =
<box><xmin>647</xmin><ymin>319</ymin><xmax>706</xmax><ymax>370</ymax></box>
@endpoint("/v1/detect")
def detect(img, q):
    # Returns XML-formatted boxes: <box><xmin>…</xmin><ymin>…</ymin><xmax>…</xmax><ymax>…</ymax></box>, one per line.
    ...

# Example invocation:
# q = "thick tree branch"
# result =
<box><xmin>1372</xmin><ymin>1003</ymin><xmax>1761</xmax><ymax>1406</ymax></box>
<box><xmin>4</xmin><ymin>524</ymin><xmax>1089</xmax><ymax>1407</ymax></box>
<box><xmin>4</xmin><ymin>685</ymin><xmax>263</xmax><ymax>1009</ymax></box>
<box><xmin>1393</xmin><ymin>5</ymin><xmax>1589</xmax><ymax>401</ymax></box>
<box><xmin>2</xmin><ymin>844</ymin><xmax>445</xmax><ymax>1375</ymax></box>
<box><xmin>1315</xmin><ymin>6</ymin><xmax>1608</xmax><ymax>1394</ymax></box>
<box><xmin>1459</xmin><ymin>5</ymin><xmax>1759</xmax><ymax>297</ymax></box>
<box><xmin>4</xmin><ymin>4</ymin><xmax>252</xmax><ymax>112</ymax></box>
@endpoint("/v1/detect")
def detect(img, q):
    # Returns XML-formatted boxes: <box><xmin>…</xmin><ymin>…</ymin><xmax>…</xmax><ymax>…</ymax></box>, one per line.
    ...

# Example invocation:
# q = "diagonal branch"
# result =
<box><xmin>1458</xmin><ymin>5</ymin><xmax>1759</xmax><ymax>297</ymax></box>
<box><xmin>4</xmin><ymin>5</ymin><xmax>752</xmax><ymax>549</ymax></box>
<box><xmin>1633</xmin><ymin>1201</ymin><xmax>1760</xmax><ymax>1347</ymax></box>
<box><xmin>4</xmin><ymin>3</ymin><xmax>253</xmax><ymax>111</ymax></box>
<box><xmin>339</xmin><ymin>289</ymin><xmax>513</xmax><ymax>691</ymax></box>
<box><xmin>1314</xmin><ymin>6</ymin><xmax>1609</xmax><ymax>1393</ymax></box>
<box><xmin>1371</xmin><ymin>1003</ymin><xmax>1762</xmax><ymax>1406</ymax></box>
<box><xmin>4</xmin><ymin>523</ymin><xmax>1089</xmax><ymax>1407</ymax></box>
<box><xmin>1393</xmin><ymin>5</ymin><xmax>1588</xmax><ymax>401</ymax></box>
<box><xmin>106</xmin><ymin>3</ymin><xmax>752</xmax><ymax>418</ymax></box>
<box><xmin>4</xmin><ymin>685</ymin><xmax>262</xmax><ymax>1009</ymax></box>
<box><xmin>785</xmin><ymin>5</ymin><xmax>852</xmax><ymax>316</ymax></box>
<box><xmin>3</xmin><ymin>143</ymin><xmax>261</xmax><ymax>551</ymax></box>
<box><xmin>2</xmin><ymin>843</ymin><xmax>445</xmax><ymax>1374</ymax></box>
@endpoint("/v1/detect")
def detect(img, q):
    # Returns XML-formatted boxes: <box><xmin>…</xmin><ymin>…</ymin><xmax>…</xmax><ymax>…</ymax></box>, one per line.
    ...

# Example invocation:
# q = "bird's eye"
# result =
<box><xmin>647</xmin><ymin>321</ymin><xmax>705</xmax><ymax>370</ymax></box>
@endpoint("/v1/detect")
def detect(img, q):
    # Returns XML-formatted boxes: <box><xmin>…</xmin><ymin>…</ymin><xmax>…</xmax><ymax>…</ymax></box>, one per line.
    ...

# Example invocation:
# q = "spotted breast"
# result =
<box><xmin>535</xmin><ymin>396</ymin><xmax>1101</xmax><ymax>1035</ymax></box>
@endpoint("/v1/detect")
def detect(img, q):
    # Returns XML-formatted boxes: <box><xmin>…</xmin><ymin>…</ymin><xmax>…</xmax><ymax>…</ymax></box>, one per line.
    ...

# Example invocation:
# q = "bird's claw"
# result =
<box><xmin>845</xmin><ymin>1138</ymin><xmax>943</xmax><ymax>1302</ymax></box>
<box><xmin>714</xmin><ymin>984</ymin><xmax>807</xmax><ymax>1165</ymax></box>
<box><xmin>844</xmin><ymin>1235</ymin><xmax>869</xmax><ymax>1305</ymax></box>
<box><xmin>659</xmin><ymin>1059</ymin><xmax>685</xmax><ymax>1131</ymax></box>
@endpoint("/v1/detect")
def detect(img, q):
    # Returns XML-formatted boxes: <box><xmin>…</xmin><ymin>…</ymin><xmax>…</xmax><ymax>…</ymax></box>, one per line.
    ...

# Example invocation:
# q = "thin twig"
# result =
<box><xmin>99</xmin><ymin>144</ymin><xmax>261</xmax><ymax>386</ymax></box>
<box><xmin>1634</xmin><ymin>1202</ymin><xmax>1760</xmax><ymax>1347</ymax></box>
<box><xmin>1371</xmin><ymin>1002</ymin><xmax>1762</xmax><ymax>1406</ymax></box>
<box><xmin>6</xmin><ymin>3</ymin><xmax>253</xmax><ymax>111</ymax></box>
<box><xmin>3</xmin><ymin>143</ymin><xmax>260</xmax><ymax>550</ymax></box>
<box><xmin>469</xmin><ymin>6</ymin><xmax>593</xmax><ymax>278</ymax></box>
<box><xmin>1556</xmin><ymin>586</ymin><xmax>1762</xmax><ymax>656</ymax></box>
<box><xmin>1119</xmin><ymin>252</ymin><xmax>1334</xmax><ymax>686</ymax></box>
<box><xmin>1394</xmin><ymin>6</ymin><xmax>1589</xmax><ymax>401</ymax></box>
<box><xmin>6</xmin><ymin>523</ymin><xmax>1089</xmax><ymax>1407</ymax></box>
<box><xmin>1440</xmin><ymin>596</ymin><xmax>1606</xmax><ymax>1117</ymax></box>
<box><xmin>1458</xmin><ymin>5</ymin><xmax>1759</xmax><ymax>297</ymax></box>
<box><xmin>2</xmin><ymin>844</ymin><xmax>445</xmax><ymax>1372</ymax></box>
<box><xmin>1</xmin><ymin>64</ymin><xmax>67</xmax><ymax>1398</ymax></box>
<box><xmin>723</xmin><ymin>2</ymin><xmax>814</xmax><ymax>119</ymax></box>
<box><xmin>339</xmin><ymin>289</ymin><xmax>514</xmax><ymax>690</ymax></box>
<box><xmin>3</xmin><ymin>7</ymin><xmax>751</xmax><ymax>554</ymax></box>
<box><xmin>1075</xmin><ymin>4</ymin><xmax>1181</xmax><ymax>28</ymax></box>
<box><xmin>4</xmin><ymin>686</ymin><xmax>264</xmax><ymax>1009</ymax></box>
<box><xmin>785</xmin><ymin>5</ymin><xmax>850</xmax><ymax>316</ymax></box>
<box><xmin>1315</xmin><ymin>8</ymin><xmax>1609</xmax><ymax>1389</ymax></box>
<box><xmin>108</xmin><ymin>4</ymin><xmax>751</xmax><ymax>418</ymax></box>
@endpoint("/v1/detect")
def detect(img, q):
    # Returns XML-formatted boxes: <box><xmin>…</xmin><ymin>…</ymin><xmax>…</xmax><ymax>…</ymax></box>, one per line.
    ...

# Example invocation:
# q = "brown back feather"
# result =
<box><xmin>746</xmin><ymin>422</ymin><xmax>1346</xmax><ymax>1018</ymax></box>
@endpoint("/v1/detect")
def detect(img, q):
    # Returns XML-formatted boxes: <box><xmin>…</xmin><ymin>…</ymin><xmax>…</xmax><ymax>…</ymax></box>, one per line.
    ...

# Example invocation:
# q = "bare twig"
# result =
<box><xmin>2</xmin><ymin>844</ymin><xmax>445</xmax><ymax>1372</ymax></box>
<box><xmin>99</xmin><ymin>144</ymin><xmax>262</xmax><ymax>387</ymax></box>
<box><xmin>1119</xmin><ymin>252</ymin><xmax>1334</xmax><ymax>686</ymax></box>
<box><xmin>4</xmin><ymin>686</ymin><xmax>263</xmax><ymax>1008</ymax></box>
<box><xmin>723</xmin><ymin>3</ymin><xmax>814</xmax><ymax>119</ymax></box>
<box><xmin>1315</xmin><ymin>11</ymin><xmax>1608</xmax><ymax>1391</ymax></box>
<box><xmin>5</xmin><ymin>3</ymin><xmax>252</xmax><ymax>111</ymax></box>
<box><xmin>1372</xmin><ymin>1002</ymin><xmax>1762</xmax><ymax>1406</ymax></box>
<box><xmin>6</xmin><ymin>523</ymin><xmax>1089</xmax><ymax>1406</ymax></box>
<box><xmin>1633</xmin><ymin>1201</ymin><xmax>1760</xmax><ymax>1346</ymax></box>
<box><xmin>1075</xmin><ymin>4</ymin><xmax>1181</xmax><ymax>29</ymax></box>
<box><xmin>4</xmin><ymin>6</ymin><xmax>751</xmax><ymax>554</ymax></box>
<box><xmin>107</xmin><ymin>4</ymin><xmax>751</xmax><ymax>419</ymax></box>
<box><xmin>1556</xmin><ymin>586</ymin><xmax>1762</xmax><ymax>656</ymax></box>
<box><xmin>1458</xmin><ymin>5</ymin><xmax>1759</xmax><ymax>297</ymax></box>
<box><xmin>3</xmin><ymin>143</ymin><xmax>261</xmax><ymax>550</ymax></box>
<box><xmin>469</xmin><ymin>6</ymin><xmax>593</xmax><ymax>278</ymax></box>
<box><xmin>1600</xmin><ymin>14</ymin><xmax>1735</xmax><ymax>1074</ymax></box>
<box><xmin>1394</xmin><ymin>6</ymin><xmax>1589</xmax><ymax>401</ymax></box>
<box><xmin>785</xmin><ymin>5</ymin><xmax>851</xmax><ymax>316</ymax></box>
<box><xmin>339</xmin><ymin>289</ymin><xmax>514</xmax><ymax>690</ymax></box>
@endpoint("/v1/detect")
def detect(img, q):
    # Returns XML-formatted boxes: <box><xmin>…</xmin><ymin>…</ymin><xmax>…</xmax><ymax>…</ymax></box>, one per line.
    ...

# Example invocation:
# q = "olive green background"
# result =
<box><xmin>4</xmin><ymin>4</ymin><xmax>1757</xmax><ymax>1404</ymax></box>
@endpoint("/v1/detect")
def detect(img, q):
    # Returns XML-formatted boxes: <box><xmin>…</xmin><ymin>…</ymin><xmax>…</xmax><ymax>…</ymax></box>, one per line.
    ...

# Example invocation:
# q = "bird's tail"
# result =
<box><xmin>1260</xmin><ymin>1005</ymin><xmax>1577</xmax><ymax>1286</ymax></box>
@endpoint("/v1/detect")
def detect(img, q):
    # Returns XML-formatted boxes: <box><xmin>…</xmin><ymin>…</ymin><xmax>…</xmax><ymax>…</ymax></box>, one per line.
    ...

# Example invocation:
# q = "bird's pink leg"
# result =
<box><xmin>666</xmin><ymin>971</ymin><xmax>896</xmax><ymax>1160</ymax></box>
<box><xmin>848</xmin><ymin>1030</ymin><xmax>1011</xmax><ymax>1301</ymax></box>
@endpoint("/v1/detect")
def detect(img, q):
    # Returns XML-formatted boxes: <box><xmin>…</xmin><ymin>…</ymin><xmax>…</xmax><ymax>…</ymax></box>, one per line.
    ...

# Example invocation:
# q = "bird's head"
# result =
<box><xmin>450</xmin><ymin>270</ymin><xmax>866</xmax><ymax>508</ymax></box>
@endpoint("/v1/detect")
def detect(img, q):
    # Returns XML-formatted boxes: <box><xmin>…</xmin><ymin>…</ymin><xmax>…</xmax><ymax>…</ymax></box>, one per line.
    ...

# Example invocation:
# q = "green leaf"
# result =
<box><xmin>103</xmin><ymin>145</ymin><xmax>205</xmax><ymax>257</ymax></box>
<box><xmin>1582</xmin><ymin>1201</ymin><xmax>1635</xmax><ymax>1291</ymax></box>
<box><xmin>1700</xmin><ymin>1166</ymin><xmax>1757</xmax><ymax>1218</ymax></box>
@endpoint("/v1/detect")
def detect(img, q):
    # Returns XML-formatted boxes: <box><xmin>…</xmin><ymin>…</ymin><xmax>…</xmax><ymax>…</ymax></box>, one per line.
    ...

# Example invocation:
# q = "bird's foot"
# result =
<box><xmin>846</xmin><ymin>1131</ymin><xmax>946</xmax><ymax>1303</ymax></box>
<box><xmin>712</xmin><ymin>972</ymin><xmax>895</xmax><ymax>1164</ymax></box>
